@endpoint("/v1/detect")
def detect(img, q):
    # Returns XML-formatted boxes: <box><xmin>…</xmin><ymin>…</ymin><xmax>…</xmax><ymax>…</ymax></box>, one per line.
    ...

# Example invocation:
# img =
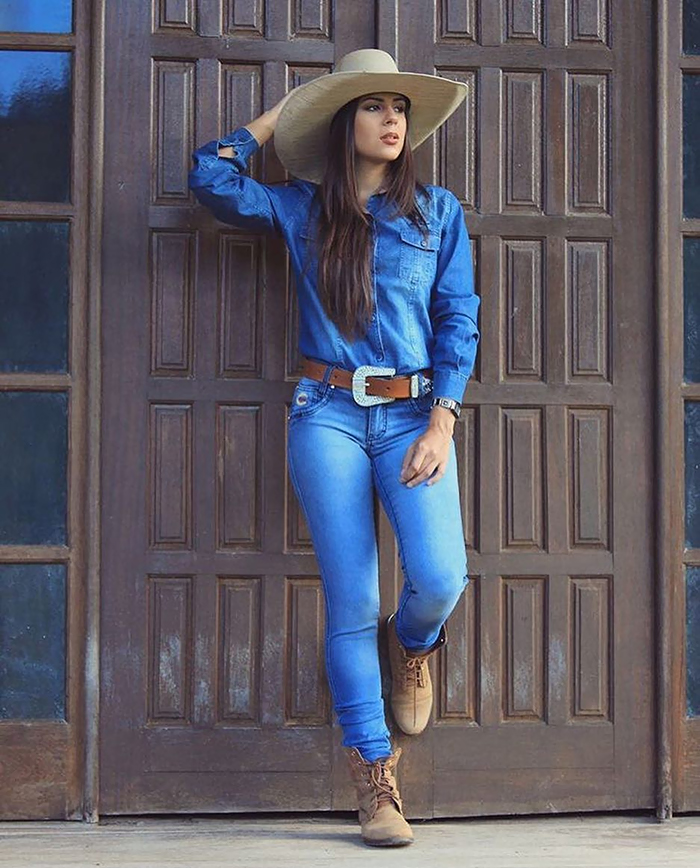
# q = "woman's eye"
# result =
<box><xmin>364</xmin><ymin>103</ymin><xmax>405</xmax><ymax>113</ymax></box>
<box><xmin>366</xmin><ymin>103</ymin><xmax>405</xmax><ymax>110</ymax></box>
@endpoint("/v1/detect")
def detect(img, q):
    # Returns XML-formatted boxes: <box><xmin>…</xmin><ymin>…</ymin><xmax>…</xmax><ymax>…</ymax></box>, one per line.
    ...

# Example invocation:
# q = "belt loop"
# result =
<box><xmin>320</xmin><ymin>362</ymin><xmax>335</xmax><ymax>394</ymax></box>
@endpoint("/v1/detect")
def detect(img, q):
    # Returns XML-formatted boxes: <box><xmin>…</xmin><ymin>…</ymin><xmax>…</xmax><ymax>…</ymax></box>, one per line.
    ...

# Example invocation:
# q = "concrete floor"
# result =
<box><xmin>1</xmin><ymin>814</ymin><xmax>700</xmax><ymax>868</ymax></box>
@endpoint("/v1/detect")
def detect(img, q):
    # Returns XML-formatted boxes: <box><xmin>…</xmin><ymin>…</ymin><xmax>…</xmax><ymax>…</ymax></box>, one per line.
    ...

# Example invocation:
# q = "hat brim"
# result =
<box><xmin>274</xmin><ymin>71</ymin><xmax>468</xmax><ymax>184</ymax></box>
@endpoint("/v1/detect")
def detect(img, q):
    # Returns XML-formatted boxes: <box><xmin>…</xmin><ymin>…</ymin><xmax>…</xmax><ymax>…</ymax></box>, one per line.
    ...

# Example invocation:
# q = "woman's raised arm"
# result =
<box><xmin>188</xmin><ymin>90</ymin><xmax>298</xmax><ymax>234</ymax></box>
<box><xmin>219</xmin><ymin>90</ymin><xmax>294</xmax><ymax>156</ymax></box>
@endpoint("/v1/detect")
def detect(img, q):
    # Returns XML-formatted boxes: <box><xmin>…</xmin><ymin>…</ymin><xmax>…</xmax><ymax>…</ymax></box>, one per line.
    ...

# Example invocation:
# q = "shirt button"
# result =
<box><xmin>376</xmin><ymin>353</ymin><xmax>384</xmax><ymax>361</ymax></box>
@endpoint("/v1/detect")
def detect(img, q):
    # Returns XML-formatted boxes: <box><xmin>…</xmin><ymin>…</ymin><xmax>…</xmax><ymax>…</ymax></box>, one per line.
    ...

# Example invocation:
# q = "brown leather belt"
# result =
<box><xmin>300</xmin><ymin>357</ymin><xmax>432</xmax><ymax>400</ymax></box>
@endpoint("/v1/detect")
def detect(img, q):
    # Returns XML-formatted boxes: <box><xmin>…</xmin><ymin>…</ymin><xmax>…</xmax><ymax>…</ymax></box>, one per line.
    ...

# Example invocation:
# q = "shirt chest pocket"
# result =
<box><xmin>398</xmin><ymin>225</ymin><xmax>440</xmax><ymax>290</ymax></box>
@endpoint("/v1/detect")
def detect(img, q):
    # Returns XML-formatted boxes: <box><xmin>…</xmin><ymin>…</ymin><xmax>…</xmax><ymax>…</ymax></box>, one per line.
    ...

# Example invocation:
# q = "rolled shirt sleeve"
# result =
<box><xmin>429</xmin><ymin>191</ymin><xmax>481</xmax><ymax>405</ymax></box>
<box><xmin>188</xmin><ymin>126</ymin><xmax>288</xmax><ymax>234</ymax></box>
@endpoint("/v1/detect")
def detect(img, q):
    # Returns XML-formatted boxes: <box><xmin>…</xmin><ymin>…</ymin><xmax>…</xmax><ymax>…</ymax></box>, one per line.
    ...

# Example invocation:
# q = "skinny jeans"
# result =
<box><xmin>286</xmin><ymin>365</ymin><xmax>469</xmax><ymax>762</ymax></box>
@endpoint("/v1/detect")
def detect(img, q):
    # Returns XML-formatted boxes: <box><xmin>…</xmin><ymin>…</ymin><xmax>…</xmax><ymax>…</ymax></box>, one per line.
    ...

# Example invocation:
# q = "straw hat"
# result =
<box><xmin>274</xmin><ymin>48</ymin><xmax>468</xmax><ymax>184</ymax></box>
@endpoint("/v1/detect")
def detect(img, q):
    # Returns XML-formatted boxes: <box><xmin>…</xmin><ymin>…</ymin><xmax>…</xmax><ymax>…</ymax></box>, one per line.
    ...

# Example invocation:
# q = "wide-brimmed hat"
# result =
<box><xmin>274</xmin><ymin>48</ymin><xmax>468</xmax><ymax>184</ymax></box>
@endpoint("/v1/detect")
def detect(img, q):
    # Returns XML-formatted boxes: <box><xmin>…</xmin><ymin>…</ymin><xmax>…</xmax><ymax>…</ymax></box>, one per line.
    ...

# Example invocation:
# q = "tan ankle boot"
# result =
<box><xmin>386</xmin><ymin>613</ymin><xmax>446</xmax><ymax>735</ymax></box>
<box><xmin>344</xmin><ymin>746</ymin><xmax>414</xmax><ymax>847</ymax></box>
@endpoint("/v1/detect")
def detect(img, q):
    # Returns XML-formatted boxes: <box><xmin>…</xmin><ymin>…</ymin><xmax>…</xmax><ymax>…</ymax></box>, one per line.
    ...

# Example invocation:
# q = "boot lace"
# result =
<box><xmin>369</xmin><ymin>760</ymin><xmax>400</xmax><ymax>808</ymax></box>
<box><xmin>404</xmin><ymin>655</ymin><xmax>427</xmax><ymax>689</ymax></box>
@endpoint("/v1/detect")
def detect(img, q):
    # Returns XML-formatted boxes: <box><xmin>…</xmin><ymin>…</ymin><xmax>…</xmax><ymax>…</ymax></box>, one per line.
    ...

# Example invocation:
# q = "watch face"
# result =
<box><xmin>431</xmin><ymin>397</ymin><xmax>460</xmax><ymax>417</ymax></box>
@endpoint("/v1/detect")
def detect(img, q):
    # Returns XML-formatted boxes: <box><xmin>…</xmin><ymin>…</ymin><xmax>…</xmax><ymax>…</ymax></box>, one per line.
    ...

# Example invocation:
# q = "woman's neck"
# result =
<box><xmin>356</xmin><ymin>162</ymin><xmax>389</xmax><ymax>208</ymax></box>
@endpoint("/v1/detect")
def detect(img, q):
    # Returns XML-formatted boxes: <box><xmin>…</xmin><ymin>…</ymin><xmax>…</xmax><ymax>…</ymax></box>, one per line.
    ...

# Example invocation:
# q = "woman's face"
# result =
<box><xmin>353</xmin><ymin>91</ymin><xmax>408</xmax><ymax>167</ymax></box>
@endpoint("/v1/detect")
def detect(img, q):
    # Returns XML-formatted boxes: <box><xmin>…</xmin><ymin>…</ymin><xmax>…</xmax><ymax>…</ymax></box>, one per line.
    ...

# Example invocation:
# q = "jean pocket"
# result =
<box><xmin>407</xmin><ymin>390</ymin><xmax>434</xmax><ymax>417</ymax></box>
<box><xmin>288</xmin><ymin>377</ymin><xmax>332</xmax><ymax>422</ymax></box>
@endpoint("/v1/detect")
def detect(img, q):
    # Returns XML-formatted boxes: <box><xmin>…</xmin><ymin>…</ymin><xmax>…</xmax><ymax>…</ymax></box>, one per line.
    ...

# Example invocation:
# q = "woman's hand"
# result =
<box><xmin>241</xmin><ymin>89</ymin><xmax>298</xmax><ymax>148</ymax></box>
<box><xmin>270</xmin><ymin>89</ymin><xmax>295</xmax><ymax>117</ymax></box>
<box><xmin>399</xmin><ymin>408</ymin><xmax>455</xmax><ymax>488</ymax></box>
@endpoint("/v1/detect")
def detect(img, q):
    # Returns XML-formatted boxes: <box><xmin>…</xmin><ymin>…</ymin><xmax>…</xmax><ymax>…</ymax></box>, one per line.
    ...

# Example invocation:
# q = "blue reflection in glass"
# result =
<box><xmin>686</xmin><ymin>1</ymin><xmax>700</xmax><ymax>54</ymax></box>
<box><xmin>688</xmin><ymin>567</ymin><xmax>700</xmax><ymax>716</ymax></box>
<box><xmin>0</xmin><ymin>563</ymin><xmax>66</xmax><ymax>720</ymax></box>
<box><xmin>0</xmin><ymin>0</ymin><xmax>72</xmax><ymax>33</ymax></box>
<box><xmin>0</xmin><ymin>221</ymin><xmax>69</xmax><ymax>372</ymax></box>
<box><xmin>0</xmin><ymin>391</ymin><xmax>67</xmax><ymax>545</ymax></box>
<box><xmin>0</xmin><ymin>51</ymin><xmax>71</xmax><ymax>202</ymax></box>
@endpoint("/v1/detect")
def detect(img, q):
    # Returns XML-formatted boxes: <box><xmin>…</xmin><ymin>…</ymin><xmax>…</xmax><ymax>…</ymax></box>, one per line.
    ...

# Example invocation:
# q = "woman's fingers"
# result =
<box><xmin>407</xmin><ymin>459</ymin><xmax>442</xmax><ymax>487</ymax></box>
<box><xmin>399</xmin><ymin>442</ymin><xmax>419</xmax><ymax>482</ymax></box>
<box><xmin>400</xmin><ymin>442</ymin><xmax>439</xmax><ymax>487</ymax></box>
<box><xmin>426</xmin><ymin>463</ymin><xmax>446</xmax><ymax>486</ymax></box>
<box><xmin>400</xmin><ymin>430</ymin><xmax>451</xmax><ymax>487</ymax></box>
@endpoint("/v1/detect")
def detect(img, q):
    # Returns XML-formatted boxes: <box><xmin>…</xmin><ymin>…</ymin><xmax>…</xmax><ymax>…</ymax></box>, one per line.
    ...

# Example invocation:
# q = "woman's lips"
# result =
<box><xmin>380</xmin><ymin>135</ymin><xmax>400</xmax><ymax>144</ymax></box>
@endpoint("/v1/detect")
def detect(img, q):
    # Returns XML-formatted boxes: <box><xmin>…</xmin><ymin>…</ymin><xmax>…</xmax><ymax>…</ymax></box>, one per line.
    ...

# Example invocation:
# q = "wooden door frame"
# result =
<box><xmin>82</xmin><ymin>0</ymin><xmax>107</xmax><ymax>823</ymax></box>
<box><xmin>656</xmin><ymin>0</ymin><xmax>700</xmax><ymax>817</ymax></box>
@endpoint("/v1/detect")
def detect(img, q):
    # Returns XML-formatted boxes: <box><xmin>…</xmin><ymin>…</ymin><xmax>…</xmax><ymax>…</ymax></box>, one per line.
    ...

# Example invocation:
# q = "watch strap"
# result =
<box><xmin>431</xmin><ymin>396</ymin><xmax>461</xmax><ymax>419</ymax></box>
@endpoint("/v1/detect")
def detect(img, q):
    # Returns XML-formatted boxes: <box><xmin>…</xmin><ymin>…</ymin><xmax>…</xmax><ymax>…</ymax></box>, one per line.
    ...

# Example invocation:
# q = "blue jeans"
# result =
<box><xmin>286</xmin><ymin>366</ymin><xmax>469</xmax><ymax>762</ymax></box>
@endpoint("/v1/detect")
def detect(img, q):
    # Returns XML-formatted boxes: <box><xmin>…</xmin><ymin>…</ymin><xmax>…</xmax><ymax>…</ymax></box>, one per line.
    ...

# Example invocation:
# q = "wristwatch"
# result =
<box><xmin>431</xmin><ymin>396</ymin><xmax>461</xmax><ymax>419</ymax></box>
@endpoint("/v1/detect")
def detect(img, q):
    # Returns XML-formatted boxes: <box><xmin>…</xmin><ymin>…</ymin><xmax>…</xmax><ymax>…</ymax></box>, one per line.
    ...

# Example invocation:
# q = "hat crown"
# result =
<box><xmin>274</xmin><ymin>47</ymin><xmax>468</xmax><ymax>184</ymax></box>
<box><xmin>334</xmin><ymin>49</ymin><xmax>399</xmax><ymax>75</ymax></box>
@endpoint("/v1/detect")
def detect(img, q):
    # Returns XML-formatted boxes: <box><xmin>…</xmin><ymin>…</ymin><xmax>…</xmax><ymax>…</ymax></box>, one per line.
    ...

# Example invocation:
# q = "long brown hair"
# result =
<box><xmin>303</xmin><ymin>94</ymin><xmax>430</xmax><ymax>342</ymax></box>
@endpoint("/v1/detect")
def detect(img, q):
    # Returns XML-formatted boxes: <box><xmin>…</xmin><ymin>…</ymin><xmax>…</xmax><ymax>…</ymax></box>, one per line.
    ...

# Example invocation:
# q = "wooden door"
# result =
<box><xmin>663</xmin><ymin>0</ymin><xmax>700</xmax><ymax>814</ymax></box>
<box><xmin>393</xmin><ymin>0</ymin><xmax>656</xmax><ymax>816</ymax></box>
<box><xmin>100</xmin><ymin>0</ymin><xmax>656</xmax><ymax>816</ymax></box>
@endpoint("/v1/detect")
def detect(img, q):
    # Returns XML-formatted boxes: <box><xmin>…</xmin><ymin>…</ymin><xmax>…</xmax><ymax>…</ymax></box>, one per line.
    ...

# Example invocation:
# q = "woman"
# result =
<box><xmin>188</xmin><ymin>48</ymin><xmax>480</xmax><ymax>847</ymax></box>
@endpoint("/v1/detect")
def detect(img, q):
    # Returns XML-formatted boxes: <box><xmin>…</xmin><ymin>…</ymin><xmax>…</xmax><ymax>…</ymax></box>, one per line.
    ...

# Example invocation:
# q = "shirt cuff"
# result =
<box><xmin>218</xmin><ymin>126</ymin><xmax>261</xmax><ymax>162</ymax></box>
<box><xmin>431</xmin><ymin>370</ymin><xmax>469</xmax><ymax>406</ymax></box>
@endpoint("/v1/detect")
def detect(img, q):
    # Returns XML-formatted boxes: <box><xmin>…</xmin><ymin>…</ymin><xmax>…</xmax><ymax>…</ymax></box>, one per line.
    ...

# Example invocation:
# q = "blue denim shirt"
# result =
<box><xmin>188</xmin><ymin>126</ymin><xmax>480</xmax><ymax>405</ymax></box>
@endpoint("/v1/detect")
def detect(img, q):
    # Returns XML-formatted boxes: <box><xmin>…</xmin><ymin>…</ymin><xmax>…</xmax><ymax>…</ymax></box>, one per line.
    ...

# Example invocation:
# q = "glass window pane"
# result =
<box><xmin>0</xmin><ymin>563</ymin><xmax>66</xmax><ymax>720</ymax></box>
<box><xmin>684</xmin><ymin>75</ymin><xmax>700</xmax><ymax>218</ymax></box>
<box><xmin>0</xmin><ymin>0</ymin><xmax>72</xmax><ymax>34</ymax></box>
<box><xmin>0</xmin><ymin>221</ymin><xmax>69</xmax><ymax>372</ymax></box>
<box><xmin>0</xmin><ymin>51</ymin><xmax>71</xmax><ymax>202</ymax></box>
<box><xmin>686</xmin><ymin>1</ymin><xmax>700</xmax><ymax>54</ymax></box>
<box><xmin>0</xmin><ymin>391</ymin><xmax>67</xmax><ymax>545</ymax></box>
<box><xmin>688</xmin><ymin>567</ymin><xmax>700</xmax><ymax>716</ymax></box>
<box><xmin>685</xmin><ymin>238</ymin><xmax>700</xmax><ymax>382</ymax></box>
<box><xmin>687</xmin><ymin>402</ymin><xmax>700</xmax><ymax>547</ymax></box>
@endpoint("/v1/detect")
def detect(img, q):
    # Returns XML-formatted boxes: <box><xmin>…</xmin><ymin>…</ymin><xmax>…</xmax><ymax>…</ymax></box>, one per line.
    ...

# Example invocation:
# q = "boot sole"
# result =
<box><xmin>362</xmin><ymin>835</ymin><xmax>414</xmax><ymax>847</ymax></box>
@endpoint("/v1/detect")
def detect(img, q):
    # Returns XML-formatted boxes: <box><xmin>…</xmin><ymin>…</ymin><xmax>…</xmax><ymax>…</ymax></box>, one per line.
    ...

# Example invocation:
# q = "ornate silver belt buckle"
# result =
<box><xmin>351</xmin><ymin>365</ymin><xmax>397</xmax><ymax>406</ymax></box>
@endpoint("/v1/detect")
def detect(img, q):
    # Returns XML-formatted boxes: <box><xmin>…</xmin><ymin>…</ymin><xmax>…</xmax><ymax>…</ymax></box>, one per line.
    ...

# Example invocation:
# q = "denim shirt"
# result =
<box><xmin>188</xmin><ymin>126</ymin><xmax>480</xmax><ymax>405</ymax></box>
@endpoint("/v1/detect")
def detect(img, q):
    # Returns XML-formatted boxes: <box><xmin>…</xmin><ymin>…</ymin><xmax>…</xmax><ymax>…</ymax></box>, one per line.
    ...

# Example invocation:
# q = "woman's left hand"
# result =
<box><xmin>399</xmin><ymin>410</ymin><xmax>455</xmax><ymax>488</ymax></box>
